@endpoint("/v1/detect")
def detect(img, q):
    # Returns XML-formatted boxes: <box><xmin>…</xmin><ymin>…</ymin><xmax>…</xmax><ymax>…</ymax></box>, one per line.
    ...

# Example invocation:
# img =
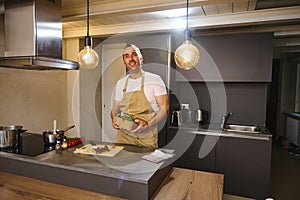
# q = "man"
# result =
<box><xmin>110</xmin><ymin>44</ymin><xmax>169</xmax><ymax>149</ymax></box>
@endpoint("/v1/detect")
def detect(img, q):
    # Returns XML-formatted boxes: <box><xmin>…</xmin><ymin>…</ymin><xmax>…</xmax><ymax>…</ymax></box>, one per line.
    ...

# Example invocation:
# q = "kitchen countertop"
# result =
<box><xmin>169</xmin><ymin>123</ymin><xmax>272</xmax><ymax>141</ymax></box>
<box><xmin>0</xmin><ymin>143</ymin><xmax>172</xmax><ymax>200</ymax></box>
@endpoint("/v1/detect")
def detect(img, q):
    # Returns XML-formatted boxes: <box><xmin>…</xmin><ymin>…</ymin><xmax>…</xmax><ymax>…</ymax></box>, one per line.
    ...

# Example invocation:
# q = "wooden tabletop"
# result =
<box><xmin>0</xmin><ymin>171</ymin><xmax>126</xmax><ymax>200</ymax></box>
<box><xmin>152</xmin><ymin>167</ymin><xmax>224</xmax><ymax>200</ymax></box>
<box><xmin>0</xmin><ymin>167</ymin><xmax>223</xmax><ymax>200</ymax></box>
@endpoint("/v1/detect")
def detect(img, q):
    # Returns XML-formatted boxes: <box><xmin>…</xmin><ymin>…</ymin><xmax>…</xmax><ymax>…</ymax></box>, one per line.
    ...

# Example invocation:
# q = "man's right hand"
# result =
<box><xmin>111</xmin><ymin>100</ymin><xmax>121</xmax><ymax>130</ymax></box>
<box><xmin>111</xmin><ymin>114</ymin><xmax>120</xmax><ymax>130</ymax></box>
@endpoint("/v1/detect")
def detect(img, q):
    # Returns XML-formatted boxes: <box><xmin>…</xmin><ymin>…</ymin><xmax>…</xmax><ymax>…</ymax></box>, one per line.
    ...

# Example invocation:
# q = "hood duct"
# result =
<box><xmin>0</xmin><ymin>0</ymin><xmax>79</xmax><ymax>70</ymax></box>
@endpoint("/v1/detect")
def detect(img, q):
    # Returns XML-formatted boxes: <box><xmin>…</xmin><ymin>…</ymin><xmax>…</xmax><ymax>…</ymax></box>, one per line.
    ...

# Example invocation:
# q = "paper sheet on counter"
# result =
<box><xmin>142</xmin><ymin>149</ymin><xmax>174</xmax><ymax>163</ymax></box>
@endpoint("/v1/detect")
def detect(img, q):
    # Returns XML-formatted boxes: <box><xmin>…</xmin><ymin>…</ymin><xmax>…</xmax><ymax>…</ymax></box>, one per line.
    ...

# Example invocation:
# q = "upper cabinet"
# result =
<box><xmin>174</xmin><ymin>33</ymin><xmax>273</xmax><ymax>82</ymax></box>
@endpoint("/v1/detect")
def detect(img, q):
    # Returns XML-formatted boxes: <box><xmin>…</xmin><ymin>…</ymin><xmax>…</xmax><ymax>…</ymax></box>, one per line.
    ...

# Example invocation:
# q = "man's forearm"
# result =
<box><xmin>111</xmin><ymin>100</ymin><xmax>120</xmax><ymax>120</ymax></box>
<box><xmin>148</xmin><ymin>107</ymin><xmax>169</xmax><ymax>127</ymax></box>
<box><xmin>110</xmin><ymin>110</ymin><xmax>119</xmax><ymax>120</ymax></box>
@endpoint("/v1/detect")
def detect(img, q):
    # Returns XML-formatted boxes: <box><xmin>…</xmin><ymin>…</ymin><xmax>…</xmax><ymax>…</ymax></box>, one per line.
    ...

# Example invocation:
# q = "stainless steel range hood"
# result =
<box><xmin>0</xmin><ymin>0</ymin><xmax>79</xmax><ymax>70</ymax></box>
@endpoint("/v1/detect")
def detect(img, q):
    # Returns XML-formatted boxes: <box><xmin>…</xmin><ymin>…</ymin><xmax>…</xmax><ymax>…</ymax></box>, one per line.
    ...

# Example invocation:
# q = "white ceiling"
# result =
<box><xmin>61</xmin><ymin>0</ymin><xmax>300</xmax><ymax>56</ymax></box>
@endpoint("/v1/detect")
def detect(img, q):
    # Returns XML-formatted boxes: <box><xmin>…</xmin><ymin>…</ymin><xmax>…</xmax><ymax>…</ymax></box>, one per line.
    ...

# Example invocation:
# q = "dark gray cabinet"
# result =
<box><xmin>175</xmin><ymin>33</ymin><xmax>273</xmax><ymax>82</ymax></box>
<box><xmin>168</xmin><ymin>128</ymin><xmax>217</xmax><ymax>172</ymax></box>
<box><xmin>215</xmin><ymin>136</ymin><xmax>272</xmax><ymax>200</ymax></box>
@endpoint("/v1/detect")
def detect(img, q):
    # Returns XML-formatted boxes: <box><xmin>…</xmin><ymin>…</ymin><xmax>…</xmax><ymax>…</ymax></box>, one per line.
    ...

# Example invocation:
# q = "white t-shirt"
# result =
<box><xmin>114</xmin><ymin>71</ymin><xmax>167</xmax><ymax>112</ymax></box>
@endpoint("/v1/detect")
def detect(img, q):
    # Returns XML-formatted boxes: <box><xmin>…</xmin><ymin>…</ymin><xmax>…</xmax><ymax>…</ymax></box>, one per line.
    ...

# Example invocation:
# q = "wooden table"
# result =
<box><xmin>152</xmin><ymin>167</ymin><xmax>224</xmax><ymax>200</ymax></box>
<box><xmin>0</xmin><ymin>167</ymin><xmax>223</xmax><ymax>200</ymax></box>
<box><xmin>0</xmin><ymin>171</ymin><xmax>125</xmax><ymax>200</ymax></box>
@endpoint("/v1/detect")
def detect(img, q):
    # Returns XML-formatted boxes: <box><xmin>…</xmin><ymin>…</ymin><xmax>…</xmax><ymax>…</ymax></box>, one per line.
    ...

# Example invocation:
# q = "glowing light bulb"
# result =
<box><xmin>77</xmin><ymin>46</ymin><xmax>99</xmax><ymax>69</ymax></box>
<box><xmin>174</xmin><ymin>40</ymin><xmax>200</xmax><ymax>70</ymax></box>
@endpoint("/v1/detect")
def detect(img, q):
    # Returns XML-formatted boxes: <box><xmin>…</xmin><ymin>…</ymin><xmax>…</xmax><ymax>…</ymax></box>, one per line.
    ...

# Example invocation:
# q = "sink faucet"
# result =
<box><xmin>221</xmin><ymin>112</ymin><xmax>233</xmax><ymax>130</ymax></box>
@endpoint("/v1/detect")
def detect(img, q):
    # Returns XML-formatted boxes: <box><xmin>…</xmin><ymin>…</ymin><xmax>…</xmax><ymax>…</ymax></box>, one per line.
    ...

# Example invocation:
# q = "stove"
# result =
<box><xmin>0</xmin><ymin>132</ymin><xmax>54</xmax><ymax>156</ymax></box>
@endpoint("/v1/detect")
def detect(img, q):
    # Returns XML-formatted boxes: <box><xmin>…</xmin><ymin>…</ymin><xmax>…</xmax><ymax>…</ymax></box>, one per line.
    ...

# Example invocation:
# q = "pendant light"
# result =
<box><xmin>174</xmin><ymin>0</ymin><xmax>200</xmax><ymax>70</ymax></box>
<box><xmin>77</xmin><ymin>0</ymin><xmax>99</xmax><ymax>69</ymax></box>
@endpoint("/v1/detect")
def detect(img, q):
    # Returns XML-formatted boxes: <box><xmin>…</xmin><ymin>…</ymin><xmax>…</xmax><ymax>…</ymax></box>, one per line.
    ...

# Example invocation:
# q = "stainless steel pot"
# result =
<box><xmin>0</xmin><ymin>125</ymin><xmax>25</xmax><ymax>149</ymax></box>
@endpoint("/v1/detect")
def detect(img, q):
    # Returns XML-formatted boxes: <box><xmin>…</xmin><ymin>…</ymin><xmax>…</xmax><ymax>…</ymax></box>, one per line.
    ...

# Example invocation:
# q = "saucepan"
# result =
<box><xmin>56</xmin><ymin>125</ymin><xmax>75</xmax><ymax>137</ymax></box>
<box><xmin>43</xmin><ymin>125</ymin><xmax>75</xmax><ymax>145</ymax></box>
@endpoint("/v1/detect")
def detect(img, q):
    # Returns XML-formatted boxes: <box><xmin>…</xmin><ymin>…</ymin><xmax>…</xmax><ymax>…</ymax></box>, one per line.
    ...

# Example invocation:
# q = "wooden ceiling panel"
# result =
<box><xmin>233</xmin><ymin>1</ymin><xmax>250</xmax><ymax>12</ymax></box>
<box><xmin>248</xmin><ymin>0</ymin><xmax>257</xmax><ymax>10</ymax></box>
<box><xmin>191</xmin><ymin>7</ymin><xmax>206</xmax><ymax>17</ymax></box>
<box><xmin>62</xmin><ymin>0</ymin><xmax>300</xmax><ymax>58</ymax></box>
<box><xmin>202</xmin><ymin>5</ymin><xmax>219</xmax><ymax>15</ymax></box>
<box><xmin>217</xmin><ymin>3</ymin><xmax>233</xmax><ymax>14</ymax></box>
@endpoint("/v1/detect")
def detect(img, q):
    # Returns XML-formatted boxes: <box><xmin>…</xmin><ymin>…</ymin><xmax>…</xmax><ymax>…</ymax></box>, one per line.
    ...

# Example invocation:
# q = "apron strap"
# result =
<box><xmin>141</xmin><ymin>75</ymin><xmax>145</xmax><ymax>91</ymax></box>
<box><xmin>123</xmin><ymin>76</ymin><xmax>129</xmax><ymax>93</ymax></box>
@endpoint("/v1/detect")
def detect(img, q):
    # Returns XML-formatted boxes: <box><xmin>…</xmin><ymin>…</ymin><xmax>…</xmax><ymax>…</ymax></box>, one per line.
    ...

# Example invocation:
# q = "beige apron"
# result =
<box><xmin>116</xmin><ymin>75</ymin><xmax>158</xmax><ymax>149</ymax></box>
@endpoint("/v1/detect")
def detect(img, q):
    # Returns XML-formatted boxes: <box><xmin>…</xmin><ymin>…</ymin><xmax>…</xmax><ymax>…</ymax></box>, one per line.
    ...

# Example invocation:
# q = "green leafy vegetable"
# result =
<box><xmin>121</xmin><ymin>114</ymin><xmax>135</xmax><ymax>121</ymax></box>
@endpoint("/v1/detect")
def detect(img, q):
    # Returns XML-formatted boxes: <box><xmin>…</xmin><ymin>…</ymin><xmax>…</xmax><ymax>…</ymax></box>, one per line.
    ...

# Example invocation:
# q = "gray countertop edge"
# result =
<box><xmin>170</xmin><ymin>126</ymin><xmax>272</xmax><ymax>140</ymax></box>
<box><xmin>0</xmin><ymin>152</ymin><xmax>171</xmax><ymax>200</ymax></box>
<box><xmin>0</xmin><ymin>151</ymin><xmax>159</xmax><ymax>184</ymax></box>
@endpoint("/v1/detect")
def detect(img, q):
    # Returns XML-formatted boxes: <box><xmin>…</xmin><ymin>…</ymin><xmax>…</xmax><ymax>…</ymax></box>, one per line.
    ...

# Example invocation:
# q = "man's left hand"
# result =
<box><xmin>130</xmin><ymin>118</ymin><xmax>148</xmax><ymax>133</ymax></box>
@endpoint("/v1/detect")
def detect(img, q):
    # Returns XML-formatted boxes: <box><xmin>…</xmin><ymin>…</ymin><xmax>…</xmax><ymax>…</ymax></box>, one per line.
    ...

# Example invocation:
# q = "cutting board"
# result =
<box><xmin>74</xmin><ymin>144</ymin><xmax>124</xmax><ymax>157</ymax></box>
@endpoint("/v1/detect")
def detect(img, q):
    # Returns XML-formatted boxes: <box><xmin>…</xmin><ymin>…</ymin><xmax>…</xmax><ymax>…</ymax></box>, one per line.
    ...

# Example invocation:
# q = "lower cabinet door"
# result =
<box><xmin>168</xmin><ymin>128</ymin><xmax>217</xmax><ymax>172</ymax></box>
<box><xmin>215</xmin><ymin>137</ymin><xmax>272</xmax><ymax>200</ymax></box>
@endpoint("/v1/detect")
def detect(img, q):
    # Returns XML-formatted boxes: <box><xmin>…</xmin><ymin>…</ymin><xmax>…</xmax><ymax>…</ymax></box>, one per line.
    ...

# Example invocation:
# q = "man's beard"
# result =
<box><xmin>129</xmin><ymin>65</ymin><xmax>141</xmax><ymax>73</ymax></box>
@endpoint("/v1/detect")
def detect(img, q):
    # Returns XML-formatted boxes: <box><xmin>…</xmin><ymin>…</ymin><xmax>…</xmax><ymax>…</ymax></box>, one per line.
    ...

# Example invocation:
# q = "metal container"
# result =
<box><xmin>195</xmin><ymin>109</ymin><xmax>208</xmax><ymax>124</ymax></box>
<box><xmin>0</xmin><ymin>125</ymin><xmax>24</xmax><ymax>149</ymax></box>
<box><xmin>171</xmin><ymin>111</ymin><xmax>182</xmax><ymax>126</ymax></box>
<box><xmin>43</xmin><ymin>130</ymin><xmax>56</xmax><ymax>146</ymax></box>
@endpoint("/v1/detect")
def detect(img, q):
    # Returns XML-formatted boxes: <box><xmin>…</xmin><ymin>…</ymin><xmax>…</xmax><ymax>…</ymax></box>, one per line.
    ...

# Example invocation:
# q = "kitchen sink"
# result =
<box><xmin>223</xmin><ymin>124</ymin><xmax>264</xmax><ymax>134</ymax></box>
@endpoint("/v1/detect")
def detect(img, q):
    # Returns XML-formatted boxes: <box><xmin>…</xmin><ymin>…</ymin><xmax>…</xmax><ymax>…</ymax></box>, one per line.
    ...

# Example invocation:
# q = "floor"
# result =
<box><xmin>269</xmin><ymin>137</ymin><xmax>300</xmax><ymax>200</ymax></box>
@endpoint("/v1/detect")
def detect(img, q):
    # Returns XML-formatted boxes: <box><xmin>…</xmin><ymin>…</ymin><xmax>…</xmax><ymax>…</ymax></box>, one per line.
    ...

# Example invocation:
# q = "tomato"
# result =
<box><xmin>111</xmin><ymin>143</ymin><xmax>116</xmax><ymax>148</ymax></box>
<box><xmin>80</xmin><ymin>137</ymin><xmax>86</xmax><ymax>143</ymax></box>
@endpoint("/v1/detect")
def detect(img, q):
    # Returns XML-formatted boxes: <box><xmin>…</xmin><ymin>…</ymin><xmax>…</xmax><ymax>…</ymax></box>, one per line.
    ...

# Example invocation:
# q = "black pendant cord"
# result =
<box><xmin>185</xmin><ymin>0</ymin><xmax>191</xmax><ymax>40</ymax></box>
<box><xmin>84</xmin><ymin>0</ymin><xmax>92</xmax><ymax>47</ymax></box>
<box><xmin>87</xmin><ymin>0</ymin><xmax>90</xmax><ymax>36</ymax></box>
<box><xmin>186</xmin><ymin>0</ymin><xmax>189</xmax><ymax>30</ymax></box>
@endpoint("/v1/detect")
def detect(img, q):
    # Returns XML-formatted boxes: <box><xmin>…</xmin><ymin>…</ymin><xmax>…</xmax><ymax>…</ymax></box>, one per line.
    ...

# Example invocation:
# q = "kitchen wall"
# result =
<box><xmin>0</xmin><ymin>68</ymin><xmax>68</xmax><ymax>133</ymax></box>
<box><xmin>63</xmin><ymin>38</ymin><xmax>80</xmax><ymax>137</ymax></box>
<box><xmin>0</xmin><ymin>13</ymin><xmax>4</xmax><ymax>57</ymax></box>
<box><xmin>174</xmin><ymin>82</ymin><xmax>268</xmax><ymax>125</ymax></box>
<box><xmin>0</xmin><ymin>39</ymin><xmax>79</xmax><ymax>135</ymax></box>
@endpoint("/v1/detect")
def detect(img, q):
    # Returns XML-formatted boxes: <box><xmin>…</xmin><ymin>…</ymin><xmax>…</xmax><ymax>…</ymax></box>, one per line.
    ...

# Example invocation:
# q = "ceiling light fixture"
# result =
<box><xmin>174</xmin><ymin>0</ymin><xmax>200</xmax><ymax>70</ymax></box>
<box><xmin>77</xmin><ymin>0</ymin><xmax>99</xmax><ymax>69</ymax></box>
